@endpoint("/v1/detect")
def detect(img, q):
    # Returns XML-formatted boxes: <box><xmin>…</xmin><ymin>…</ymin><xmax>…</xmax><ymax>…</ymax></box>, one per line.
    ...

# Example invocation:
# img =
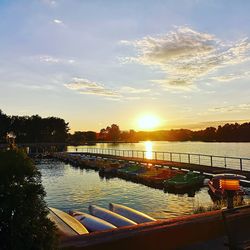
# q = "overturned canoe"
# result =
<box><xmin>69</xmin><ymin>210</ymin><xmax>117</xmax><ymax>232</ymax></box>
<box><xmin>109</xmin><ymin>203</ymin><xmax>156</xmax><ymax>224</ymax></box>
<box><xmin>48</xmin><ymin>207</ymin><xmax>89</xmax><ymax>237</ymax></box>
<box><xmin>89</xmin><ymin>205</ymin><xmax>137</xmax><ymax>227</ymax></box>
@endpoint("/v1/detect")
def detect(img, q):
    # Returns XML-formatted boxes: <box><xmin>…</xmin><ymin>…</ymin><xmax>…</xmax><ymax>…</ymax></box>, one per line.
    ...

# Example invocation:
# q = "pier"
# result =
<box><xmin>67</xmin><ymin>148</ymin><xmax>250</xmax><ymax>180</ymax></box>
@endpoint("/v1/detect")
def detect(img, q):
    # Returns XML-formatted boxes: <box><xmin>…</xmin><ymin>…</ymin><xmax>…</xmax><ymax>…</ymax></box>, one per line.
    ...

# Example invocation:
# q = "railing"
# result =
<box><xmin>68</xmin><ymin>148</ymin><xmax>250</xmax><ymax>172</ymax></box>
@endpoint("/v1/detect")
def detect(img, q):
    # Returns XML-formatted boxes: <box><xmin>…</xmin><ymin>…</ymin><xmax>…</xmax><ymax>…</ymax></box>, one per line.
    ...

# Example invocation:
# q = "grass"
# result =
<box><xmin>193</xmin><ymin>196</ymin><xmax>246</xmax><ymax>214</ymax></box>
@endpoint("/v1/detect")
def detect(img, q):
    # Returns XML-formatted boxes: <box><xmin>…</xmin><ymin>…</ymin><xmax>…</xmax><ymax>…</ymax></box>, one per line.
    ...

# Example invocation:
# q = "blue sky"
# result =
<box><xmin>1</xmin><ymin>0</ymin><xmax>250</xmax><ymax>132</ymax></box>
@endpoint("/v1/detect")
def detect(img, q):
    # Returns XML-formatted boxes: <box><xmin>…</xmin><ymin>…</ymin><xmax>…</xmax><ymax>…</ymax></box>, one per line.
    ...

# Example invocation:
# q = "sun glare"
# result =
<box><xmin>137</xmin><ymin>115</ymin><xmax>161</xmax><ymax>130</ymax></box>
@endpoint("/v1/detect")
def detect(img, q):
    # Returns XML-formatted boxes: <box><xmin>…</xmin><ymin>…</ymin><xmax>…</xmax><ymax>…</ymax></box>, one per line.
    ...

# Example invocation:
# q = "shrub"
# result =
<box><xmin>0</xmin><ymin>149</ymin><xmax>58</xmax><ymax>249</ymax></box>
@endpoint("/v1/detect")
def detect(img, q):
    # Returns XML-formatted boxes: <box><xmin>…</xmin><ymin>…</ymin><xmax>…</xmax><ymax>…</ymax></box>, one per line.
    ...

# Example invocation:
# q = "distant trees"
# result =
<box><xmin>0</xmin><ymin>149</ymin><xmax>58</xmax><ymax>249</ymax></box>
<box><xmin>1</xmin><ymin>110</ymin><xmax>250</xmax><ymax>143</ymax></box>
<box><xmin>98</xmin><ymin>124</ymin><xmax>121</xmax><ymax>141</ymax></box>
<box><xmin>68</xmin><ymin>131</ymin><xmax>97</xmax><ymax>144</ymax></box>
<box><xmin>0</xmin><ymin>110</ymin><xmax>69</xmax><ymax>143</ymax></box>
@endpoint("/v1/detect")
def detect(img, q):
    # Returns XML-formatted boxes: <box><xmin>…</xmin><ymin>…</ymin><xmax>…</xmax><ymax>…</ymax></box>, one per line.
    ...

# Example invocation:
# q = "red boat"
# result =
<box><xmin>208</xmin><ymin>173</ymin><xmax>246</xmax><ymax>199</ymax></box>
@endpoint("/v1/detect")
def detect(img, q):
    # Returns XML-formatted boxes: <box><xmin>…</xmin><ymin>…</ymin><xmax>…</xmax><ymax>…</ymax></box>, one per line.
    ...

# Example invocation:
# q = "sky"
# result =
<box><xmin>1</xmin><ymin>0</ymin><xmax>250</xmax><ymax>132</ymax></box>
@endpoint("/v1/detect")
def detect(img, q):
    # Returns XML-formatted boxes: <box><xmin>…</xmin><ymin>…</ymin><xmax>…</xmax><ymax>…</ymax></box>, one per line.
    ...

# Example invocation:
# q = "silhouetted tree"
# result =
<box><xmin>0</xmin><ymin>110</ymin><xmax>11</xmax><ymax>143</ymax></box>
<box><xmin>0</xmin><ymin>149</ymin><xmax>58</xmax><ymax>249</ymax></box>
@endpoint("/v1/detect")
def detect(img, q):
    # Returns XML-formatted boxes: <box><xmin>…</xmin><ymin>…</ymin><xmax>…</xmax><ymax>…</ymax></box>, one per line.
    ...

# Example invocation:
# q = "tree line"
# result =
<box><xmin>0</xmin><ymin>110</ymin><xmax>69</xmax><ymax>143</ymax></box>
<box><xmin>1</xmin><ymin>110</ymin><xmax>250</xmax><ymax>143</ymax></box>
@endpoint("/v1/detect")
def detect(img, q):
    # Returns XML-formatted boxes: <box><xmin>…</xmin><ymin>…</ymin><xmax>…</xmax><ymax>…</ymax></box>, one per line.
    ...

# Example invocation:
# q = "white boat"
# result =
<box><xmin>89</xmin><ymin>205</ymin><xmax>137</xmax><ymax>227</ymax></box>
<box><xmin>109</xmin><ymin>203</ymin><xmax>156</xmax><ymax>224</ymax></box>
<box><xmin>69</xmin><ymin>210</ymin><xmax>117</xmax><ymax>232</ymax></box>
<box><xmin>48</xmin><ymin>207</ymin><xmax>89</xmax><ymax>237</ymax></box>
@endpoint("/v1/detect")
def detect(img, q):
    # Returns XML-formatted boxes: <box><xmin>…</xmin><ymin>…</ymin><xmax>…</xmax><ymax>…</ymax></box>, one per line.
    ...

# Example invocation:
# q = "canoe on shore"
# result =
<box><xmin>89</xmin><ymin>205</ymin><xmax>137</xmax><ymax>227</ymax></box>
<box><xmin>69</xmin><ymin>210</ymin><xmax>117</xmax><ymax>232</ymax></box>
<box><xmin>48</xmin><ymin>207</ymin><xmax>89</xmax><ymax>237</ymax></box>
<box><xmin>109</xmin><ymin>203</ymin><xmax>156</xmax><ymax>224</ymax></box>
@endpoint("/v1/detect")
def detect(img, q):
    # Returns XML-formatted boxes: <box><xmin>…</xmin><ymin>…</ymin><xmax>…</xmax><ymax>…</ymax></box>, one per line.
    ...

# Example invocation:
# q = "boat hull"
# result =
<box><xmin>109</xmin><ymin>203</ymin><xmax>156</xmax><ymax>224</ymax></box>
<box><xmin>89</xmin><ymin>205</ymin><xmax>137</xmax><ymax>227</ymax></box>
<box><xmin>69</xmin><ymin>210</ymin><xmax>117</xmax><ymax>232</ymax></box>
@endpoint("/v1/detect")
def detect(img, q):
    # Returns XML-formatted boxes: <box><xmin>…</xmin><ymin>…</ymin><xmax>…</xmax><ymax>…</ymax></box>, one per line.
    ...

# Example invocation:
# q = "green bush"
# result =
<box><xmin>0</xmin><ymin>149</ymin><xmax>58</xmax><ymax>249</ymax></box>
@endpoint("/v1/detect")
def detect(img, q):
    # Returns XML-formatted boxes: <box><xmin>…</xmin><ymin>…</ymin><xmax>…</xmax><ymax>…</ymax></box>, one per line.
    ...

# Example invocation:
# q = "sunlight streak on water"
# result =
<box><xmin>145</xmin><ymin>141</ymin><xmax>153</xmax><ymax>159</ymax></box>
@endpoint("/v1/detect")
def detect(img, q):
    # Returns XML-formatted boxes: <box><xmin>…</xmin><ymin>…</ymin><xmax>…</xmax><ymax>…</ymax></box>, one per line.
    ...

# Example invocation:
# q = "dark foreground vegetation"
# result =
<box><xmin>0</xmin><ymin>149</ymin><xmax>58</xmax><ymax>249</ymax></box>
<box><xmin>1</xmin><ymin>109</ymin><xmax>250</xmax><ymax>143</ymax></box>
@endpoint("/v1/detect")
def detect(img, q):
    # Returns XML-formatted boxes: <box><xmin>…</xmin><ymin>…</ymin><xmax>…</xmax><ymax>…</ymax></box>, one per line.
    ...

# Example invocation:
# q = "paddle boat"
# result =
<box><xmin>208</xmin><ymin>173</ymin><xmax>246</xmax><ymax>199</ymax></box>
<box><xmin>163</xmin><ymin>171</ymin><xmax>205</xmax><ymax>190</ymax></box>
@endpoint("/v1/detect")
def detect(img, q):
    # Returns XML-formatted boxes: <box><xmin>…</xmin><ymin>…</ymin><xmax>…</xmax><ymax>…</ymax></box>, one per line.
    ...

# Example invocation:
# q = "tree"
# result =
<box><xmin>0</xmin><ymin>149</ymin><xmax>58</xmax><ymax>249</ymax></box>
<box><xmin>0</xmin><ymin>110</ymin><xmax>11</xmax><ymax>143</ymax></box>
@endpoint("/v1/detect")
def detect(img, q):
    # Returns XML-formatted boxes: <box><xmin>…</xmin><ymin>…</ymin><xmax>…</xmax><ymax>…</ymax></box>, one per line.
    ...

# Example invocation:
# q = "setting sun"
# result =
<box><xmin>137</xmin><ymin>115</ymin><xmax>161</xmax><ymax>130</ymax></box>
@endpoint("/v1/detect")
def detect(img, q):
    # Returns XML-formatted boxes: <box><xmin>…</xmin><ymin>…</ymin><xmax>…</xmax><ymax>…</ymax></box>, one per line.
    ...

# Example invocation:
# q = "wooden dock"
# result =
<box><xmin>68</xmin><ymin>148</ymin><xmax>250</xmax><ymax>181</ymax></box>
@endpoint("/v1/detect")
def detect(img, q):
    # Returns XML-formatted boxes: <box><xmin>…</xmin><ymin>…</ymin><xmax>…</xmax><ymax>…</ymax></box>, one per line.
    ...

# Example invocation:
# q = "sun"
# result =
<box><xmin>137</xmin><ymin>114</ymin><xmax>161</xmax><ymax>130</ymax></box>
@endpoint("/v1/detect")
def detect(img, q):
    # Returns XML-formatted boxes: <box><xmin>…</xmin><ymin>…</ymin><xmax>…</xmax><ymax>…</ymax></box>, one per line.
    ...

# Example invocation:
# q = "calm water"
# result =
<box><xmin>68</xmin><ymin>141</ymin><xmax>250</xmax><ymax>158</ymax></box>
<box><xmin>38</xmin><ymin>142</ymin><xmax>250</xmax><ymax>219</ymax></box>
<box><xmin>38</xmin><ymin>159</ymin><xmax>250</xmax><ymax>219</ymax></box>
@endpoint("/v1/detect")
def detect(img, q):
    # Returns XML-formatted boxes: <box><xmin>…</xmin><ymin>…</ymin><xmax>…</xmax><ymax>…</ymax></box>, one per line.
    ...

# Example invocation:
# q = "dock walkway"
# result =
<box><xmin>68</xmin><ymin>148</ymin><xmax>250</xmax><ymax>180</ymax></box>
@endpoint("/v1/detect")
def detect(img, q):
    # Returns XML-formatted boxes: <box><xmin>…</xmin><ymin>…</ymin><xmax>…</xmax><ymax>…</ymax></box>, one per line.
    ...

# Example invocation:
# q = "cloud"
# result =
<box><xmin>119</xmin><ymin>86</ymin><xmax>150</xmax><ymax>94</ymax></box>
<box><xmin>38</xmin><ymin>55</ymin><xmax>75</xmax><ymax>64</ymax></box>
<box><xmin>64</xmin><ymin>78</ymin><xmax>155</xmax><ymax>100</ymax></box>
<box><xmin>211</xmin><ymin>71</ymin><xmax>250</xmax><ymax>82</ymax></box>
<box><xmin>14</xmin><ymin>83</ymin><xmax>55</xmax><ymax>90</ymax></box>
<box><xmin>42</xmin><ymin>0</ymin><xmax>57</xmax><ymax>7</ymax></box>
<box><xmin>209</xmin><ymin>103</ymin><xmax>250</xmax><ymax>113</ymax></box>
<box><xmin>53</xmin><ymin>19</ymin><xmax>63</xmax><ymax>24</ymax></box>
<box><xmin>122</xmin><ymin>27</ymin><xmax>250</xmax><ymax>89</ymax></box>
<box><xmin>64</xmin><ymin>78</ymin><xmax>121</xmax><ymax>97</ymax></box>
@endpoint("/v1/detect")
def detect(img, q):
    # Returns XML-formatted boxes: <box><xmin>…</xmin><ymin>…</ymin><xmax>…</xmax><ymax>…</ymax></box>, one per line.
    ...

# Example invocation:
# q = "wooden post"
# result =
<box><xmin>240</xmin><ymin>158</ymin><xmax>243</xmax><ymax>171</ymax></box>
<box><xmin>210</xmin><ymin>156</ymin><xmax>213</xmax><ymax>167</ymax></box>
<box><xmin>170</xmin><ymin>152</ymin><xmax>172</xmax><ymax>162</ymax></box>
<box><xmin>188</xmin><ymin>154</ymin><xmax>190</xmax><ymax>164</ymax></box>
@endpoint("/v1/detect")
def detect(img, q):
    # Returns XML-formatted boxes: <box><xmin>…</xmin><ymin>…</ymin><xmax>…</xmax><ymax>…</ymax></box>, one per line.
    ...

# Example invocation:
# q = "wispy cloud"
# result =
<box><xmin>64</xmin><ymin>78</ymin><xmax>121</xmax><ymax>97</ymax></box>
<box><xmin>121</xmin><ymin>27</ymin><xmax>250</xmax><ymax>89</ymax></box>
<box><xmin>53</xmin><ymin>19</ymin><xmax>63</xmax><ymax>24</ymax></box>
<box><xmin>211</xmin><ymin>71</ymin><xmax>250</xmax><ymax>82</ymax></box>
<box><xmin>119</xmin><ymin>86</ymin><xmax>150</xmax><ymax>94</ymax></box>
<box><xmin>37</xmin><ymin>55</ymin><xmax>75</xmax><ymax>64</ymax></box>
<box><xmin>42</xmin><ymin>0</ymin><xmax>57</xmax><ymax>7</ymax></box>
<box><xmin>209</xmin><ymin>103</ymin><xmax>250</xmax><ymax>113</ymax></box>
<box><xmin>64</xmin><ymin>78</ymin><xmax>154</xmax><ymax>100</ymax></box>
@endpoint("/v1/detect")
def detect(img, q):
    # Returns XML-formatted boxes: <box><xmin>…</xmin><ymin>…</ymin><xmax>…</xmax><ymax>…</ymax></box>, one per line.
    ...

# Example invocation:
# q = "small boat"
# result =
<box><xmin>164</xmin><ymin>172</ymin><xmax>205</xmax><ymax>190</ymax></box>
<box><xmin>48</xmin><ymin>207</ymin><xmax>89</xmax><ymax>237</ymax></box>
<box><xmin>109</xmin><ymin>203</ymin><xmax>156</xmax><ymax>224</ymax></box>
<box><xmin>208</xmin><ymin>173</ymin><xmax>246</xmax><ymax>199</ymax></box>
<box><xmin>89</xmin><ymin>205</ymin><xmax>137</xmax><ymax>227</ymax></box>
<box><xmin>69</xmin><ymin>210</ymin><xmax>117</xmax><ymax>232</ymax></box>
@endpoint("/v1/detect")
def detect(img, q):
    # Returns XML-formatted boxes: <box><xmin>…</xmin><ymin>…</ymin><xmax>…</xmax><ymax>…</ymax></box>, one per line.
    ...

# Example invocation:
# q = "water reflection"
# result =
<box><xmin>145</xmin><ymin>141</ymin><xmax>153</xmax><ymax>159</ymax></box>
<box><xmin>37</xmin><ymin>159</ymin><xmax>218</xmax><ymax>219</ymax></box>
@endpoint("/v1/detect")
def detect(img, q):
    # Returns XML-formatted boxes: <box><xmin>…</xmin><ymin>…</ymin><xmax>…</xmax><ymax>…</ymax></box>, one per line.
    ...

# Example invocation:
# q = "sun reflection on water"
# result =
<box><xmin>145</xmin><ymin>141</ymin><xmax>153</xmax><ymax>159</ymax></box>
